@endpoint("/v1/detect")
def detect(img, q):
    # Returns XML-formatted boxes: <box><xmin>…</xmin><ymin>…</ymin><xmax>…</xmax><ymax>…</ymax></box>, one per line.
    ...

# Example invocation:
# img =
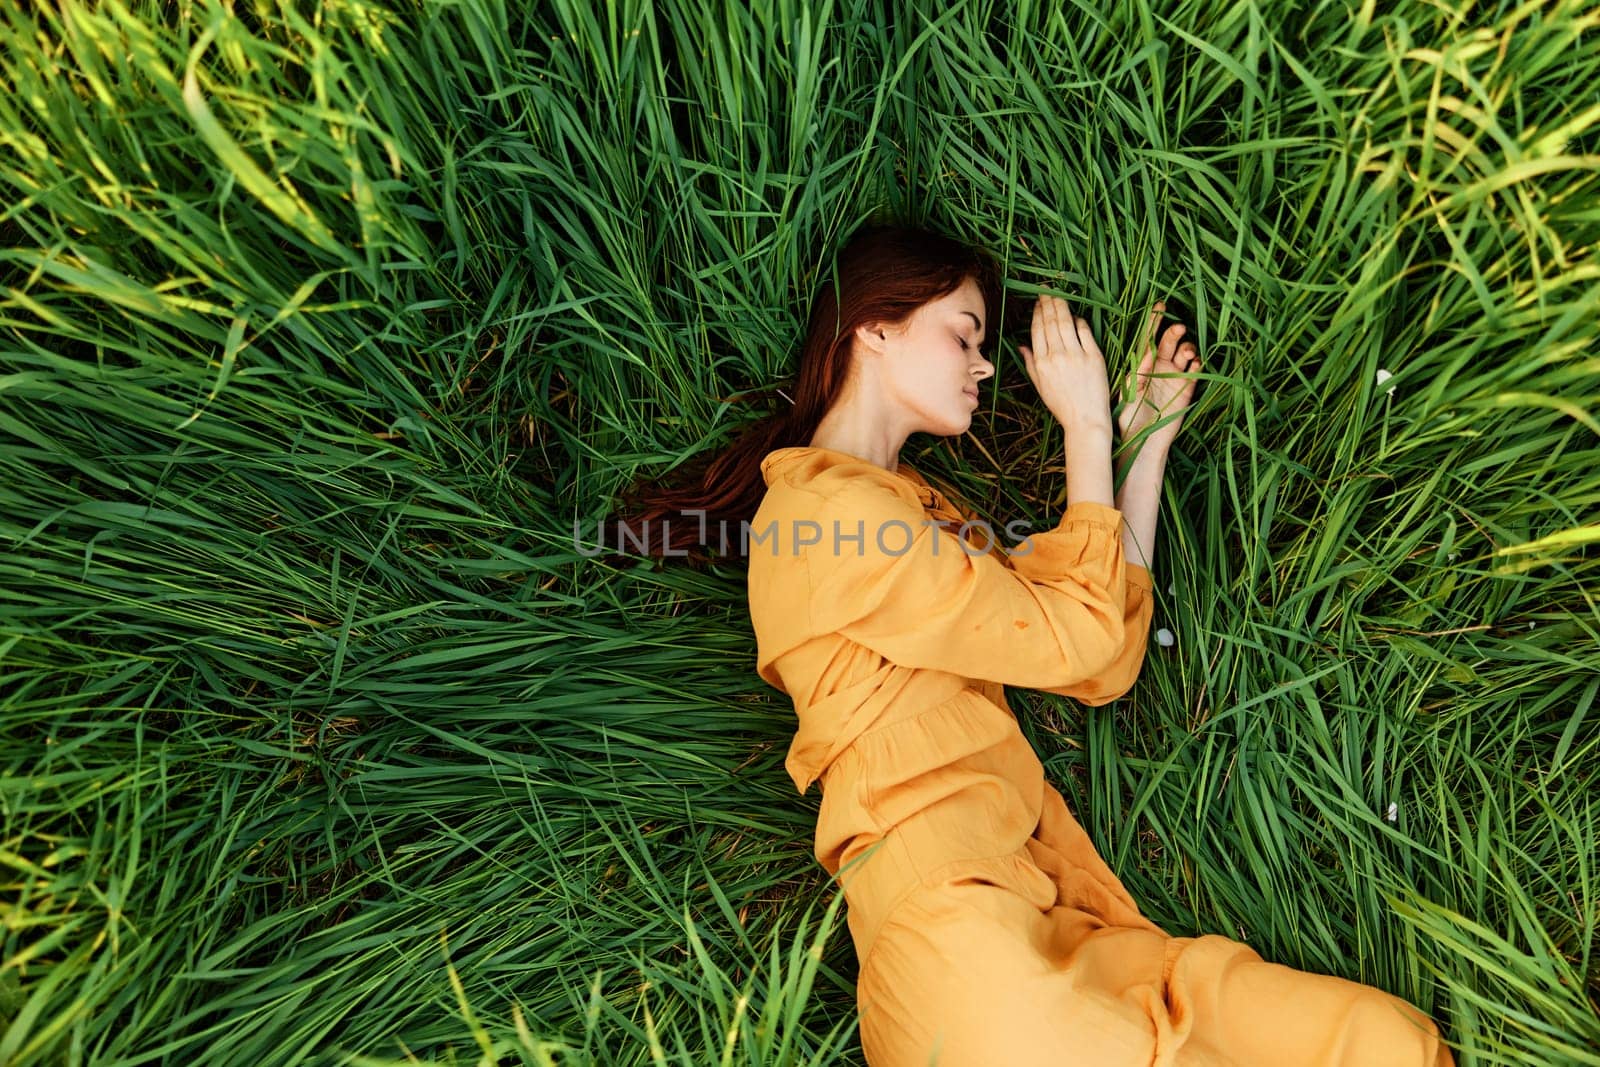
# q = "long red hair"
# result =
<box><xmin>604</xmin><ymin>221</ymin><xmax>1006</xmax><ymax>567</ymax></box>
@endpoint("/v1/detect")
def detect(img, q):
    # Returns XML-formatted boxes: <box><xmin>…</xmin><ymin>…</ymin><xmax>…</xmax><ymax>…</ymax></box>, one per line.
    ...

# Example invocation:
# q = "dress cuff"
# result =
<box><xmin>1127</xmin><ymin>562</ymin><xmax>1154</xmax><ymax>594</ymax></box>
<box><xmin>1057</xmin><ymin>500</ymin><xmax>1125</xmax><ymax>534</ymax></box>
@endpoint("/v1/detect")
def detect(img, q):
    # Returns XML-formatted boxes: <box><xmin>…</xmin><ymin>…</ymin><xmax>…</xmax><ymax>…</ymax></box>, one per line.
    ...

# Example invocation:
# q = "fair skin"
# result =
<box><xmin>807</xmin><ymin>277</ymin><xmax>1202</xmax><ymax>576</ymax></box>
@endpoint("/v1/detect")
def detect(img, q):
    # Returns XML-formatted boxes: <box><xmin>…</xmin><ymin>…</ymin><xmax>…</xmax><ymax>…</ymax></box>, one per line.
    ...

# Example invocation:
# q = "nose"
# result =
<box><xmin>971</xmin><ymin>354</ymin><xmax>994</xmax><ymax>381</ymax></box>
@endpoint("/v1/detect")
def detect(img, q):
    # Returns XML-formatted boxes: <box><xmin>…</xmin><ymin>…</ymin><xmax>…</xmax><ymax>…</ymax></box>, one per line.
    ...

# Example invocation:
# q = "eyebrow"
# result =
<box><xmin>961</xmin><ymin>310</ymin><xmax>985</xmax><ymax>340</ymax></box>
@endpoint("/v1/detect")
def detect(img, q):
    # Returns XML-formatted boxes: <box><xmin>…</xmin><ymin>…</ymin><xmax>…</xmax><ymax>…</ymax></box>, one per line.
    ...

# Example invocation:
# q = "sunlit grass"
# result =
<box><xmin>1</xmin><ymin>0</ymin><xmax>1596</xmax><ymax>1063</ymax></box>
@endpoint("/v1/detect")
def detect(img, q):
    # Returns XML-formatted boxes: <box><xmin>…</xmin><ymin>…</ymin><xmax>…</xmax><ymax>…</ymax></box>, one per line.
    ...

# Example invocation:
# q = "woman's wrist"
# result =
<box><xmin>1063</xmin><ymin>420</ymin><xmax>1114</xmax><ymax>508</ymax></box>
<box><xmin>1060</xmin><ymin>410</ymin><xmax>1114</xmax><ymax>439</ymax></box>
<box><xmin>1115</xmin><ymin>435</ymin><xmax>1170</xmax><ymax>477</ymax></box>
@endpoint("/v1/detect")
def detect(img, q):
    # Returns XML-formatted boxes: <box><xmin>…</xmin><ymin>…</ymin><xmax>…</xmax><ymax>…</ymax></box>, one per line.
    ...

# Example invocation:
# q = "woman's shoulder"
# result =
<box><xmin>746</xmin><ymin>448</ymin><xmax>937</xmax><ymax>571</ymax></box>
<box><xmin>759</xmin><ymin>447</ymin><xmax>925</xmax><ymax>510</ymax></box>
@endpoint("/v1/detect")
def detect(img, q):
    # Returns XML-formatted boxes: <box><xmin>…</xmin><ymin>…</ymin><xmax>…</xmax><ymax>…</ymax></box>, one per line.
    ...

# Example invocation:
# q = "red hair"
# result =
<box><xmin>604</xmin><ymin>221</ymin><xmax>1006</xmax><ymax>567</ymax></box>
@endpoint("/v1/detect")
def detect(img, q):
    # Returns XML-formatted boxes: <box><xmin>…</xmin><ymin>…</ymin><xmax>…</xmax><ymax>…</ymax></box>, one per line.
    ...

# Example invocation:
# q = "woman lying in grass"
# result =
<box><xmin>621</xmin><ymin>221</ymin><xmax>1453</xmax><ymax>1066</ymax></box>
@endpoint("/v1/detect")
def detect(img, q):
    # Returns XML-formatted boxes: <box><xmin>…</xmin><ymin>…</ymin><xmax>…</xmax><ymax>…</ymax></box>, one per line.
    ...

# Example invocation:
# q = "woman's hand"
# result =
<box><xmin>1017</xmin><ymin>294</ymin><xmax>1112</xmax><ymax>432</ymax></box>
<box><xmin>1115</xmin><ymin>301</ymin><xmax>1202</xmax><ymax>455</ymax></box>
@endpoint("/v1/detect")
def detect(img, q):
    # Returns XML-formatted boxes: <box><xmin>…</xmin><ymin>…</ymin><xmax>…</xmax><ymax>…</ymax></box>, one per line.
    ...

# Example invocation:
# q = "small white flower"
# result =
<box><xmin>1529</xmin><ymin>621</ymin><xmax>1536</xmax><ymax>629</ymax></box>
<box><xmin>1167</xmin><ymin>582</ymin><xmax>1175</xmax><ymax>595</ymax></box>
<box><xmin>1155</xmin><ymin>627</ymin><xmax>1175</xmax><ymax>647</ymax></box>
<box><xmin>1385</xmin><ymin>802</ymin><xmax>1398</xmax><ymax>823</ymax></box>
<box><xmin>1375</xmin><ymin>368</ymin><xmax>1395</xmax><ymax>396</ymax></box>
<box><xmin>1448</xmin><ymin>551</ymin><xmax>1459</xmax><ymax>561</ymax></box>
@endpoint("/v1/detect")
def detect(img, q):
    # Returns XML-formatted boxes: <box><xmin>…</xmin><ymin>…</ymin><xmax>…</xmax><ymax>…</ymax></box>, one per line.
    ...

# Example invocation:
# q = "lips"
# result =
<box><xmin>962</xmin><ymin>387</ymin><xmax>979</xmax><ymax>402</ymax></box>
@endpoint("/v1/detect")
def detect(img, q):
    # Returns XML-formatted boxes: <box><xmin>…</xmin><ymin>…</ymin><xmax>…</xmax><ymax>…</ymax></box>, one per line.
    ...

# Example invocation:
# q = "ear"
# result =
<box><xmin>853</xmin><ymin>321</ymin><xmax>890</xmax><ymax>355</ymax></box>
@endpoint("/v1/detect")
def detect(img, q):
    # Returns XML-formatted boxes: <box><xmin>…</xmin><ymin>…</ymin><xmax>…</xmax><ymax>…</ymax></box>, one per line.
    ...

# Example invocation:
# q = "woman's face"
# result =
<box><xmin>856</xmin><ymin>276</ymin><xmax>995</xmax><ymax>436</ymax></box>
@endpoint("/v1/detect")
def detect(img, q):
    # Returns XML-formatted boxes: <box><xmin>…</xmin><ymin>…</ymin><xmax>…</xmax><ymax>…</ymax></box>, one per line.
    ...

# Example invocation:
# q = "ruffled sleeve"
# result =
<box><xmin>804</xmin><ymin>478</ymin><xmax>1134</xmax><ymax>691</ymax></box>
<box><xmin>1028</xmin><ymin>562</ymin><xmax>1154</xmax><ymax>705</ymax></box>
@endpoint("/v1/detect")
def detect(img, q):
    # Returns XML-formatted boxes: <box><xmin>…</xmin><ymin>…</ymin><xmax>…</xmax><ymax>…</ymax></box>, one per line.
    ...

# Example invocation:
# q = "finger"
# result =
<box><xmin>1036</xmin><ymin>294</ymin><xmax>1062</xmax><ymax>351</ymax></box>
<box><xmin>1181</xmin><ymin>358</ymin><xmax>1201</xmax><ymax>400</ymax></box>
<box><xmin>1159</xmin><ymin>322</ymin><xmax>1187</xmax><ymax>363</ymax></box>
<box><xmin>1038</xmin><ymin>294</ymin><xmax>1059</xmax><ymax>351</ymax></box>
<box><xmin>1145</xmin><ymin>301</ymin><xmax>1165</xmax><ymax>354</ymax></box>
<box><xmin>1057</xmin><ymin>296</ymin><xmax>1078</xmax><ymax>350</ymax></box>
<box><xmin>1178</xmin><ymin>341</ymin><xmax>1198</xmax><ymax>370</ymax></box>
<box><xmin>1031</xmin><ymin>299</ymin><xmax>1047</xmax><ymax>362</ymax></box>
<box><xmin>1075</xmin><ymin>315</ymin><xmax>1102</xmax><ymax>358</ymax></box>
<box><xmin>1121</xmin><ymin>352</ymin><xmax>1149</xmax><ymax>402</ymax></box>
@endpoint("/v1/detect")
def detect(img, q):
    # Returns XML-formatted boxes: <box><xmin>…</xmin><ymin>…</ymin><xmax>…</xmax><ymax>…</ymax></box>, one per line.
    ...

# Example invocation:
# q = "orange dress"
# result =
<box><xmin>747</xmin><ymin>446</ymin><xmax>1453</xmax><ymax>1067</ymax></box>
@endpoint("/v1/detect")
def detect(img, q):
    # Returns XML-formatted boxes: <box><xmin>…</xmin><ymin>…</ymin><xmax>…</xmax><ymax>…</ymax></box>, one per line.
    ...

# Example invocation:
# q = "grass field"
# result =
<box><xmin>2</xmin><ymin>0</ymin><xmax>1597</xmax><ymax>1063</ymax></box>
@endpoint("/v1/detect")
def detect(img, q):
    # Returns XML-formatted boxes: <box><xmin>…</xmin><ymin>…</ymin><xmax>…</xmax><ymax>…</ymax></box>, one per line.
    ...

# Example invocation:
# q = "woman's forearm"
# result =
<box><xmin>1114</xmin><ymin>445</ymin><xmax>1167</xmax><ymax>575</ymax></box>
<box><xmin>1063</xmin><ymin>421</ymin><xmax>1165</xmax><ymax>576</ymax></box>
<box><xmin>1063</xmin><ymin>420</ymin><xmax>1115</xmax><ymax>510</ymax></box>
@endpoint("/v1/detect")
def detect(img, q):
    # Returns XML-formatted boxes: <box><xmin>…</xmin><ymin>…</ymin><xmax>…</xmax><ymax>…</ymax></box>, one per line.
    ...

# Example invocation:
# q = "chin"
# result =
<box><xmin>915</xmin><ymin>404</ymin><xmax>975</xmax><ymax>437</ymax></box>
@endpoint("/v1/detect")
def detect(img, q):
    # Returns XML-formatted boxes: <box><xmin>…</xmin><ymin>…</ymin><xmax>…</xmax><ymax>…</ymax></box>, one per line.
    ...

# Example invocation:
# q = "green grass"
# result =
<box><xmin>1</xmin><ymin>0</ymin><xmax>1597</xmax><ymax>1063</ymax></box>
